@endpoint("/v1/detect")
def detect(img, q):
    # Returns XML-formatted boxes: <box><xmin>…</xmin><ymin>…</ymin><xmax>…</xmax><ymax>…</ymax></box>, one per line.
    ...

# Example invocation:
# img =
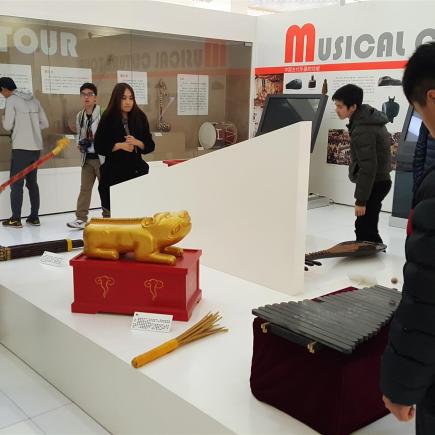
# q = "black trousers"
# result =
<box><xmin>416</xmin><ymin>405</ymin><xmax>435</xmax><ymax>435</ymax></box>
<box><xmin>355</xmin><ymin>179</ymin><xmax>392</xmax><ymax>244</ymax></box>
<box><xmin>97</xmin><ymin>163</ymin><xmax>121</xmax><ymax>215</ymax></box>
<box><xmin>98</xmin><ymin>181</ymin><xmax>111</xmax><ymax>216</ymax></box>
<box><xmin>98</xmin><ymin>162</ymin><xmax>148</xmax><ymax>214</ymax></box>
<box><xmin>10</xmin><ymin>149</ymin><xmax>41</xmax><ymax>220</ymax></box>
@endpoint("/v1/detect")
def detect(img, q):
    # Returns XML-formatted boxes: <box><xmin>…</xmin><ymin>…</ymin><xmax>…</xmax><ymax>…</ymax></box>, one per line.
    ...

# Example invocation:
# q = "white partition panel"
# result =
<box><xmin>111</xmin><ymin>122</ymin><xmax>311</xmax><ymax>295</ymax></box>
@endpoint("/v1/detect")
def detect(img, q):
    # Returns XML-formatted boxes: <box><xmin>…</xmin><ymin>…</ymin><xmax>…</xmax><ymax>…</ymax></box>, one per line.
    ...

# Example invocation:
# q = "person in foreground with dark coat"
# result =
<box><xmin>332</xmin><ymin>84</ymin><xmax>392</xmax><ymax>244</ymax></box>
<box><xmin>94</xmin><ymin>82</ymin><xmax>155</xmax><ymax>215</ymax></box>
<box><xmin>380</xmin><ymin>41</ymin><xmax>435</xmax><ymax>435</ymax></box>
<box><xmin>413</xmin><ymin>122</ymin><xmax>435</xmax><ymax>191</ymax></box>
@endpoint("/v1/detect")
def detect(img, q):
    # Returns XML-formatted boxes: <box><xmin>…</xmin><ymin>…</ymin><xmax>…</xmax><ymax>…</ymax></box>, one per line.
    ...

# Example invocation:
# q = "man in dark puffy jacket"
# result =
<box><xmin>332</xmin><ymin>84</ymin><xmax>392</xmax><ymax>243</ymax></box>
<box><xmin>413</xmin><ymin>122</ymin><xmax>435</xmax><ymax>191</ymax></box>
<box><xmin>381</xmin><ymin>41</ymin><xmax>435</xmax><ymax>435</ymax></box>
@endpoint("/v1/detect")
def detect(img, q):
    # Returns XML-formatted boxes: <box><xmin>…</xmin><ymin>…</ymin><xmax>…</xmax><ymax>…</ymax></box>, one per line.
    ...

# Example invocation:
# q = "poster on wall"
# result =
<box><xmin>0</xmin><ymin>64</ymin><xmax>32</xmax><ymax>109</ymax></box>
<box><xmin>41</xmin><ymin>66</ymin><xmax>92</xmax><ymax>94</ymax></box>
<box><xmin>255</xmin><ymin>69</ymin><xmax>405</xmax><ymax>156</ymax></box>
<box><xmin>281</xmin><ymin>70</ymin><xmax>402</xmax><ymax>169</ymax></box>
<box><xmin>117</xmin><ymin>71</ymin><xmax>148</xmax><ymax>105</ymax></box>
<box><xmin>253</xmin><ymin>74</ymin><xmax>283</xmax><ymax>135</ymax></box>
<box><xmin>282</xmin><ymin>70</ymin><xmax>403</xmax><ymax>124</ymax></box>
<box><xmin>177</xmin><ymin>74</ymin><xmax>208</xmax><ymax>116</ymax></box>
<box><xmin>327</xmin><ymin>129</ymin><xmax>399</xmax><ymax>170</ymax></box>
<box><xmin>251</xmin><ymin>1</ymin><xmax>435</xmax><ymax>207</ymax></box>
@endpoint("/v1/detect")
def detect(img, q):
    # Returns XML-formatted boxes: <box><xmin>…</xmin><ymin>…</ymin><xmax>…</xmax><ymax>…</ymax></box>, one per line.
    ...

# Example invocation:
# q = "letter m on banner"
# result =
<box><xmin>285</xmin><ymin>23</ymin><xmax>316</xmax><ymax>63</ymax></box>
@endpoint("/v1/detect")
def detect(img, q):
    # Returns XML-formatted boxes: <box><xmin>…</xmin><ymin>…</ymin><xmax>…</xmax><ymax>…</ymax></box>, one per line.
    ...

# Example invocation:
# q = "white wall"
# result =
<box><xmin>0</xmin><ymin>167</ymin><xmax>86</xmax><ymax>220</ymax></box>
<box><xmin>0</xmin><ymin>0</ymin><xmax>256</xmax><ymax>43</ymax></box>
<box><xmin>255</xmin><ymin>1</ymin><xmax>435</xmax><ymax>210</ymax></box>
<box><xmin>0</xmin><ymin>1</ymin><xmax>256</xmax><ymax>218</ymax></box>
<box><xmin>111</xmin><ymin>123</ymin><xmax>311</xmax><ymax>296</ymax></box>
<box><xmin>5</xmin><ymin>1</ymin><xmax>429</xmax><ymax>215</ymax></box>
<box><xmin>0</xmin><ymin>161</ymin><xmax>166</xmax><ymax>220</ymax></box>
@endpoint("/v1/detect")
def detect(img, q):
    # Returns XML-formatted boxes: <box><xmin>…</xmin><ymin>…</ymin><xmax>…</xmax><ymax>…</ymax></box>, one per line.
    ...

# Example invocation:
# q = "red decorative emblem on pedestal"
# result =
<box><xmin>94</xmin><ymin>275</ymin><xmax>115</xmax><ymax>298</ymax></box>
<box><xmin>144</xmin><ymin>279</ymin><xmax>164</xmax><ymax>301</ymax></box>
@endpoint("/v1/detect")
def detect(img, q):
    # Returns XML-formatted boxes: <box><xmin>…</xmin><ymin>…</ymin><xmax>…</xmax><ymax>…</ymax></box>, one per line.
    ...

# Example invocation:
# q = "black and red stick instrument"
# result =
<box><xmin>0</xmin><ymin>137</ymin><xmax>70</xmax><ymax>193</ymax></box>
<box><xmin>0</xmin><ymin>239</ymin><xmax>83</xmax><ymax>261</ymax></box>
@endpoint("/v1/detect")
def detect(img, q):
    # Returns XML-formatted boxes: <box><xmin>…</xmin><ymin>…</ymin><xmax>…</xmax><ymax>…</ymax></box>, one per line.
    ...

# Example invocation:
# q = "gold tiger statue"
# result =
<box><xmin>83</xmin><ymin>211</ymin><xmax>191</xmax><ymax>265</ymax></box>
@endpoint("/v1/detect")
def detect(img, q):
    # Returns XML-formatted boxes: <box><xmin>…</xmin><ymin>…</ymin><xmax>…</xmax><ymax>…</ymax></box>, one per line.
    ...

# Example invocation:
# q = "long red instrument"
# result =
<box><xmin>0</xmin><ymin>137</ymin><xmax>70</xmax><ymax>193</ymax></box>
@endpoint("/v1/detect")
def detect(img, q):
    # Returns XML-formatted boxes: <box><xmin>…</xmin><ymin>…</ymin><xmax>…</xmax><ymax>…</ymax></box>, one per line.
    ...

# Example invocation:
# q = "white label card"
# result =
<box><xmin>177</xmin><ymin>74</ymin><xmax>208</xmax><ymax>116</ymax></box>
<box><xmin>41</xmin><ymin>66</ymin><xmax>92</xmax><ymax>94</ymax></box>
<box><xmin>40</xmin><ymin>251</ymin><xmax>67</xmax><ymax>268</ymax></box>
<box><xmin>131</xmin><ymin>312</ymin><xmax>173</xmax><ymax>333</ymax></box>
<box><xmin>117</xmin><ymin>70</ymin><xmax>148</xmax><ymax>105</ymax></box>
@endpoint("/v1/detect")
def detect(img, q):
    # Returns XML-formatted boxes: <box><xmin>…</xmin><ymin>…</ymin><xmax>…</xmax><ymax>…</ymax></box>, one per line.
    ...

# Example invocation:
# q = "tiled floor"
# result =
<box><xmin>0</xmin><ymin>210</ymin><xmax>110</xmax><ymax>435</ymax></box>
<box><xmin>0</xmin><ymin>205</ymin><xmax>415</xmax><ymax>434</ymax></box>
<box><xmin>0</xmin><ymin>344</ymin><xmax>109</xmax><ymax>435</ymax></box>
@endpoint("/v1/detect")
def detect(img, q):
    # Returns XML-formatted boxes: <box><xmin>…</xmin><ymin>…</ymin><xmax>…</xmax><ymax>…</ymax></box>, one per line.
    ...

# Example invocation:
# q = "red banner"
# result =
<box><xmin>255</xmin><ymin>60</ymin><xmax>407</xmax><ymax>75</ymax></box>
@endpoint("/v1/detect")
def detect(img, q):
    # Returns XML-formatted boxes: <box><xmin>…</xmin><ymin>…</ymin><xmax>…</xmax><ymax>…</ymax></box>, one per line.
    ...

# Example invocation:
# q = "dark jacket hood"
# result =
<box><xmin>348</xmin><ymin>104</ymin><xmax>389</xmax><ymax>131</ymax></box>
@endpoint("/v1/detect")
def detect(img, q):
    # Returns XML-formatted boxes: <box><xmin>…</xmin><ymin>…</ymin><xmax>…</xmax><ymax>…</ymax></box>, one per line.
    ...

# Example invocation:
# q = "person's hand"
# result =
<box><xmin>125</xmin><ymin>135</ymin><xmax>141</xmax><ymax>146</ymax></box>
<box><xmin>113</xmin><ymin>142</ymin><xmax>134</xmax><ymax>152</ymax></box>
<box><xmin>125</xmin><ymin>135</ymin><xmax>145</xmax><ymax>150</ymax></box>
<box><xmin>382</xmin><ymin>395</ymin><xmax>415</xmax><ymax>422</ymax></box>
<box><xmin>355</xmin><ymin>205</ymin><xmax>366</xmax><ymax>216</ymax></box>
<box><xmin>122</xmin><ymin>142</ymin><xmax>135</xmax><ymax>152</ymax></box>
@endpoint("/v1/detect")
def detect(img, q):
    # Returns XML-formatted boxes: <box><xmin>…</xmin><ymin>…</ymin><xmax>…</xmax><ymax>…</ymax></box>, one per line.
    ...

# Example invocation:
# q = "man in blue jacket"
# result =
<box><xmin>381</xmin><ymin>41</ymin><xmax>435</xmax><ymax>435</ymax></box>
<box><xmin>0</xmin><ymin>77</ymin><xmax>49</xmax><ymax>228</ymax></box>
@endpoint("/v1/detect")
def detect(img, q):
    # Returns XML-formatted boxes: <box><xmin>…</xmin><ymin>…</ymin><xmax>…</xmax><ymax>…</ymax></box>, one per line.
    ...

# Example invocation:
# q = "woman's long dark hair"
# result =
<box><xmin>104</xmin><ymin>82</ymin><xmax>146</xmax><ymax>130</ymax></box>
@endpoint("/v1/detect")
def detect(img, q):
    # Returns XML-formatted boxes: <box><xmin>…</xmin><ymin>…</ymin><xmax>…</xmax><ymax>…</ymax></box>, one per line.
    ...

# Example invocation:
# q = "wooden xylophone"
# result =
<box><xmin>253</xmin><ymin>285</ymin><xmax>400</xmax><ymax>354</ymax></box>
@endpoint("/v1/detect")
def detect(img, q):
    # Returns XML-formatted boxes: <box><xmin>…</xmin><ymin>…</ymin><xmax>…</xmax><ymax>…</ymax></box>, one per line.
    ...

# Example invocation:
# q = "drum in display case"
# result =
<box><xmin>198</xmin><ymin>121</ymin><xmax>238</xmax><ymax>149</ymax></box>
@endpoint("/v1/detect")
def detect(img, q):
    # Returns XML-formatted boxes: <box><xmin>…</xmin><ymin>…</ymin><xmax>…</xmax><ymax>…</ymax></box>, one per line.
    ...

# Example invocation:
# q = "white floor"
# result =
<box><xmin>0</xmin><ymin>210</ymin><xmax>110</xmax><ymax>435</ymax></box>
<box><xmin>0</xmin><ymin>205</ymin><xmax>415</xmax><ymax>435</ymax></box>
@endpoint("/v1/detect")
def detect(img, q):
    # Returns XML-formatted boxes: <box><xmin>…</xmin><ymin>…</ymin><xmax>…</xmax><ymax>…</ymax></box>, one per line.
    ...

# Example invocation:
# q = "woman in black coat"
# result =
<box><xmin>94</xmin><ymin>83</ymin><xmax>155</xmax><ymax>214</ymax></box>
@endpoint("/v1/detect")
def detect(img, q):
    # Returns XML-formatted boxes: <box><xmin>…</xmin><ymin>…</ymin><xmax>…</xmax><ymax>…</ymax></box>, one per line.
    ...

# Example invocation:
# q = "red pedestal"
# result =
<box><xmin>163</xmin><ymin>159</ymin><xmax>186</xmax><ymax>167</ymax></box>
<box><xmin>250</xmin><ymin>287</ymin><xmax>390</xmax><ymax>435</ymax></box>
<box><xmin>70</xmin><ymin>249</ymin><xmax>202</xmax><ymax>321</ymax></box>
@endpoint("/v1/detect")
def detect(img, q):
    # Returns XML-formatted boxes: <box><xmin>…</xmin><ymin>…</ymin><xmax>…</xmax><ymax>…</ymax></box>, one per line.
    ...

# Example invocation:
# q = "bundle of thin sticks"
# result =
<box><xmin>0</xmin><ymin>137</ymin><xmax>69</xmax><ymax>193</ymax></box>
<box><xmin>131</xmin><ymin>312</ymin><xmax>228</xmax><ymax>368</ymax></box>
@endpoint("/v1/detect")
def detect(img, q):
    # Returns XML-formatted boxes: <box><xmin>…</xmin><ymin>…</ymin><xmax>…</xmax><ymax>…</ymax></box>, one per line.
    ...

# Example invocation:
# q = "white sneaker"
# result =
<box><xmin>67</xmin><ymin>219</ymin><xmax>87</xmax><ymax>230</ymax></box>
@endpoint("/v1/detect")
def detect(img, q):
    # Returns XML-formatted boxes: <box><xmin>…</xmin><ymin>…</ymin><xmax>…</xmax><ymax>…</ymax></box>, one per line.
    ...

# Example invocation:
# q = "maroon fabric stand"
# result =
<box><xmin>250</xmin><ymin>287</ymin><xmax>390</xmax><ymax>435</ymax></box>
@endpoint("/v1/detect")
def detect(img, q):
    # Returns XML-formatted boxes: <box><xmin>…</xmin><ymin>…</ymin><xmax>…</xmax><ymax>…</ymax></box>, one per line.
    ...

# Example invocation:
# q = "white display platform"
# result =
<box><xmin>0</xmin><ymin>161</ymin><xmax>166</xmax><ymax>220</ymax></box>
<box><xmin>0</xmin><ymin>206</ymin><xmax>409</xmax><ymax>435</ymax></box>
<box><xmin>0</xmin><ymin>253</ymin><xmax>323</xmax><ymax>435</ymax></box>
<box><xmin>112</xmin><ymin>123</ymin><xmax>311</xmax><ymax>296</ymax></box>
